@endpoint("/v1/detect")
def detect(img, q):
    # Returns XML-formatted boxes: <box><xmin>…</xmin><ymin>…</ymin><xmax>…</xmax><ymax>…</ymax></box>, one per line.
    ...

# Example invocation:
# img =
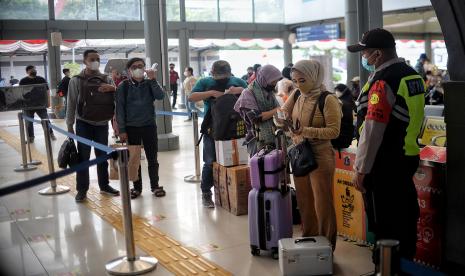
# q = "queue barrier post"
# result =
<box><xmin>23</xmin><ymin>113</ymin><xmax>42</xmax><ymax>166</ymax></box>
<box><xmin>184</xmin><ymin>110</ymin><xmax>201</xmax><ymax>183</ymax></box>
<box><xmin>38</xmin><ymin>119</ymin><xmax>70</xmax><ymax>195</ymax></box>
<box><xmin>377</xmin><ymin>239</ymin><xmax>400</xmax><ymax>276</ymax></box>
<box><xmin>14</xmin><ymin>112</ymin><xmax>37</xmax><ymax>172</ymax></box>
<box><xmin>106</xmin><ymin>148</ymin><xmax>158</xmax><ymax>275</ymax></box>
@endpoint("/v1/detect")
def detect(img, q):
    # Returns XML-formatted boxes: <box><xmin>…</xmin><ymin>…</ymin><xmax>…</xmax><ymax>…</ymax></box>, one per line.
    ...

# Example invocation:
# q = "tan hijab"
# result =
<box><xmin>292</xmin><ymin>59</ymin><xmax>326</xmax><ymax>94</ymax></box>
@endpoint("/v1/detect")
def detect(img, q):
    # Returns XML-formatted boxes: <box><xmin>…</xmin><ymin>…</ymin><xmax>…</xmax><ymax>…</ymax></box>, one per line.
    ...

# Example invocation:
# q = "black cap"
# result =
<box><xmin>347</xmin><ymin>28</ymin><xmax>396</xmax><ymax>52</ymax></box>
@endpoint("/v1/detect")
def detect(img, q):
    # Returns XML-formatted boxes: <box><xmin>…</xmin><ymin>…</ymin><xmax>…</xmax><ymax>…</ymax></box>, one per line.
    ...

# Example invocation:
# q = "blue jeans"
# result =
<box><xmin>186</xmin><ymin>95</ymin><xmax>202</xmax><ymax>118</ymax></box>
<box><xmin>76</xmin><ymin>120</ymin><xmax>110</xmax><ymax>193</ymax></box>
<box><xmin>201</xmin><ymin>134</ymin><xmax>216</xmax><ymax>194</ymax></box>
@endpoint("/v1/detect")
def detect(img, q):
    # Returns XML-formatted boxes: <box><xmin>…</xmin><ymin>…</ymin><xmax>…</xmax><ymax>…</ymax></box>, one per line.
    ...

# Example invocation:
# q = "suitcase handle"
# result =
<box><xmin>295</xmin><ymin>238</ymin><xmax>317</xmax><ymax>244</ymax></box>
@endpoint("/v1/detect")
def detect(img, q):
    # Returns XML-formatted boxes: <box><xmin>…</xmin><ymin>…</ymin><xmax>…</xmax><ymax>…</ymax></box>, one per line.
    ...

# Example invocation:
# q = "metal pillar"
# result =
<box><xmin>377</xmin><ymin>240</ymin><xmax>399</xmax><ymax>276</ymax></box>
<box><xmin>106</xmin><ymin>148</ymin><xmax>158</xmax><ymax>275</ymax></box>
<box><xmin>144</xmin><ymin>0</ymin><xmax>179</xmax><ymax>151</ymax></box>
<box><xmin>345</xmin><ymin>0</ymin><xmax>360</xmax><ymax>85</ymax></box>
<box><xmin>178</xmin><ymin>28</ymin><xmax>190</xmax><ymax>109</ymax></box>
<box><xmin>14</xmin><ymin>112</ymin><xmax>37</xmax><ymax>172</ymax></box>
<box><xmin>424</xmin><ymin>33</ymin><xmax>433</xmax><ymax>64</ymax></box>
<box><xmin>356</xmin><ymin>0</ymin><xmax>383</xmax><ymax>86</ymax></box>
<box><xmin>47</xmin><ymin>30</ymin><xmax>62</xmax><ymax>117</ymax></box>
<box><xmin>9</xmin><ymin>56</ymin><xmax>14</xmax><ymax>79</ymax></box>
<box><xmin>38</xmin><ymin>119</ymin><xmax>70</xmax><ymax>195</ymax></box>
<box><xmin>178</xmin><ymin>0</ymin><xmax>188</xmax><ymax>109</ymax></box>
<box><xmin>283</xmin><ymin>31</ymin><xmax>293</xmax><ymax>67</ymax></box>
<box><xmin>184</xmin><ymin>111</ymin><xmax>201</xmax><ymax>183</ymax></box>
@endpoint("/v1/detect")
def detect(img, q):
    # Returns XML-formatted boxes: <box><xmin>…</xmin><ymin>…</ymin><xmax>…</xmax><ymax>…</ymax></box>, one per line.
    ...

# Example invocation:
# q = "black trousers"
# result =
<box><xmin>24</xmin><ymin>108</ymin><xmax>54</xmax><ymax>138</ymax></box>
<box><xmin>170</xmin><ymin>83</ymin><xmax>178</xmax><ymax>107</ymax></box>
<box><xmin>363</xmin><ymin>155</ymin><xmax>420</xmax><ymax>263</ymax></box>
<box><xmin>126</xmin><ymin>125</ymin><xmax>159</xmax><ymax>192</ymax></box>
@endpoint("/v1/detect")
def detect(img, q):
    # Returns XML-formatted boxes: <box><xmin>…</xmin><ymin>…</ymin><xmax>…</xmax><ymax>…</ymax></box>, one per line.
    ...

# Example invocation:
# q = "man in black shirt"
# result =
<box><xmin>19</xmin><ymin>65</ymin><xmax>56</xmax><ymax>143</ymax></box>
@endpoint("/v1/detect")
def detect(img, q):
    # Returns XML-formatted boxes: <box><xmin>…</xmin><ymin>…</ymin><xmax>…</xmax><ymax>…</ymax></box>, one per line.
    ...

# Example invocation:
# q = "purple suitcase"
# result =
<box><xmin>250</xmin><ymin>148</ymin><xmax>285</xmax><ymax>190</ymax></box>
<box><xmin>248</xmin><ymin>129</ymin><xmax>293</xmax><ymax>259</ymax></box>
<box><xmin>248</xmin><ymin>188</ymin><xmax>293</xmax><ymax>259</ymax></box>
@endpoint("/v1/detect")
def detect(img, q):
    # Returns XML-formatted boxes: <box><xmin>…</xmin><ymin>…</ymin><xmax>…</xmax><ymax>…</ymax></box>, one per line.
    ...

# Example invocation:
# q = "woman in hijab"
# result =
<box><xmin>282</xmin><ymin>60</ymin><xmax>341</xmax><ymax>250</ymax></box>
<box><xmin>234</xmin><ymin>65</ymin><xmax>282</xmax><ymax>156</ymax></box>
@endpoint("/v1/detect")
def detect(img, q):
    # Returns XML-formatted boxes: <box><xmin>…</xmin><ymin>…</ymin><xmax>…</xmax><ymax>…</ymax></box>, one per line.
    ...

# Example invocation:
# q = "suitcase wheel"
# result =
<box><xmin>271</xmin><ymin>248</ymin><xmax>279</xmax><ymax>260</ymax></box>
<box><xmin>250</xmin><ymin>246</ymin><xmax>260</xmax><ymax>256</ymax></box>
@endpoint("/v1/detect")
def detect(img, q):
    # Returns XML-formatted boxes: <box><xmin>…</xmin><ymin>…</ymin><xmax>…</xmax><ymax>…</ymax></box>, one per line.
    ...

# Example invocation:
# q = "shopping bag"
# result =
<box><xmin>109</xmin><ymin>144</ymin><xmax>142</xmax><ymax>182</ymax></box>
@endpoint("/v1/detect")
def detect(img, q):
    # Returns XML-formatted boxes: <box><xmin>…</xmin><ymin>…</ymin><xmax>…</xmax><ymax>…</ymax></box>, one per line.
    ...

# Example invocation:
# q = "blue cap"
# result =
<box><xmin>420</xmin><ymin>53</ymin><xmax>428</xmax><ymax>60</ymax></box>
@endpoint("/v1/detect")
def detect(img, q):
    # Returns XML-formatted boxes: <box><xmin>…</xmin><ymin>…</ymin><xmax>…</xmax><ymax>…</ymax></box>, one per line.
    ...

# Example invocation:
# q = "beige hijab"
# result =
<box><xmin>292</xmin><ymin>59</ymin><xmax>326</xmax><ymax>94</ymax></box>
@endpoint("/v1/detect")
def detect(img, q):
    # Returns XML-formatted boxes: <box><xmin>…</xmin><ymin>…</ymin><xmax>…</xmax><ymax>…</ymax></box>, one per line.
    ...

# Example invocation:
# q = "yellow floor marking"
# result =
<box><xmin>0</xmin><ymin>128</ymin><xmax>232</xmax><ymax>276</ymax></box>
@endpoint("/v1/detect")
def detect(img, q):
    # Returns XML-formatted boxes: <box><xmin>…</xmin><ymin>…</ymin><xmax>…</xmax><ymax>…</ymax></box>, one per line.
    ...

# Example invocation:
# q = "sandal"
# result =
<box><xmin>130</xmin><ymin>188</ymin><xmax>142</xmax><ymax>199</ymax></box>
<box><xmin>152</xmin><ymin>186</ymin><xmax>166</xmax><ymax>197</ymax></box>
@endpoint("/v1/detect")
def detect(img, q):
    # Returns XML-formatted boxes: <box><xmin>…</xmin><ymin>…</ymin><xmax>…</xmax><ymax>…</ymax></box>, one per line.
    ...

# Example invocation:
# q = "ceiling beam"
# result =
<box><xmin>0</xmin><ymin>20</ymin><xmax>285</xmax><ymax>40</ymax></box>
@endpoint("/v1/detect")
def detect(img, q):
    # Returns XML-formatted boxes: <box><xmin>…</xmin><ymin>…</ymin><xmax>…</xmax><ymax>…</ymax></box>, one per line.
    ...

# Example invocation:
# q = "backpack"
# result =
<box><xmin>76</xmin><ymin>74</ymin><xmax>114</xmax><ymax>122</ymax></box>
<box><xmin>57</xmin><ymin>138</ymin><xmax>79</xmax><ymax>169</ymax></box>
<box><xmin>199</xmin><ymin>82</ymin><xmax>246</xmax><ymax>141</ymax></box>
<box><xmin>294</xmin><ymin>90</ymin><xmax>354</xmax><ymax>149</ymax></box>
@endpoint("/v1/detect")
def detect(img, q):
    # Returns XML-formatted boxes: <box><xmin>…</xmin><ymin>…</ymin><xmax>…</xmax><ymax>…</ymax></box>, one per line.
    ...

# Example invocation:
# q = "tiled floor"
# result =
<box><xmin>0</xmin><ymin>111</ymin><xmax>374</xmax><ymax>276</ymax></box>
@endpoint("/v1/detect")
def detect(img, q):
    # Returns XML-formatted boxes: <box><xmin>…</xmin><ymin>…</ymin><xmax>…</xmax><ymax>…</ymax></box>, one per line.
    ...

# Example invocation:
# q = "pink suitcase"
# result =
<box><xmin>250</xmin><ymin>148</ymin><xmax>285</xmax><ymax>190</ymax></box>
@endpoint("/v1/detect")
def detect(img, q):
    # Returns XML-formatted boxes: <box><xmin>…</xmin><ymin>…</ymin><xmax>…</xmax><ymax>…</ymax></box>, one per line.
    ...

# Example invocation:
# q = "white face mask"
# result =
<box><xmin>183</xmin><ymin>72</ymin><xmax>189</xmax><ymax>77</ymax></box>
<box><xmin>88</xmin><ymin>61</ymin><xmax>100</xmax><ymax>71</ymax></box>
<box><xmin>131</xmin><ymin>68</ymin><xmax>145</xmax><ymax>79</ymax></box>
<box><xmin>335</xmin><ymin>91</ymin><xmax>343</xmax><ymax>98</ymax></box>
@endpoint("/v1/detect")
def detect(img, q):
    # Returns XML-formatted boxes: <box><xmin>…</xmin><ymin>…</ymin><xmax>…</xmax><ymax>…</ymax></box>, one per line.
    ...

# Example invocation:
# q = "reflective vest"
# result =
<box><xmin>356</xmin><ymin>61</ymin><xmax>425</xmax><ymax>158</ymax></box>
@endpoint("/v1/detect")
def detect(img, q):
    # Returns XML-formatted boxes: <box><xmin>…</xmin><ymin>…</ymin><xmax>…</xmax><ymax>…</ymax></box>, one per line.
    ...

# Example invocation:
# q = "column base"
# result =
<box><xmin>157</xmin><ymin>133</ymin><xmax>180</xmax><ymax>151</ymax></box>
<box><xmin>106</xmin><ymin>256</ymin><xmax>158</xmax><ymax>276</ymax></box>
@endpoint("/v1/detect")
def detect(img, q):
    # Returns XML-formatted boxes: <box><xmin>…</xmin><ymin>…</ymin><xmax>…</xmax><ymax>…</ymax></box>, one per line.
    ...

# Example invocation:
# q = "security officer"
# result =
<box><xmin>348</xmin><ymin>29</ymin><xmax>425</xmax><ymax>268</ymax></box>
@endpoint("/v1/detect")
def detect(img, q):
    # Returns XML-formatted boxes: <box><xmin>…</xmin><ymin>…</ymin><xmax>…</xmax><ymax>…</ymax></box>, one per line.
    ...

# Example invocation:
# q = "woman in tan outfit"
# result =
<box><xmin>282</xmin><ymin>60</ymin><xmax>341</xmax><ymax>249</ymax></box>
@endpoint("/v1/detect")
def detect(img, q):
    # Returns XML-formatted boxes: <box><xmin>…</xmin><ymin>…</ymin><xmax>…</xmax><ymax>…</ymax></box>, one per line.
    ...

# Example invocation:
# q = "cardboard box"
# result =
<box><xmin>226</xmin><ymin>165</ymin><xmax>251</xmax><ymax>216</ymax></box>
<box><xmin>213</xmin><ymin>163</ymin><xmax>223</xmax><ymax>207</ymax></box>
<box><xmin>215</xmin><ymin>138</ymin><xmax>248</xmax><ymax>167</ymax></box>
<box><xmin>212</xmin><ymin>162</ymin><xmax>251</xmax><ymax>216</ymax></box>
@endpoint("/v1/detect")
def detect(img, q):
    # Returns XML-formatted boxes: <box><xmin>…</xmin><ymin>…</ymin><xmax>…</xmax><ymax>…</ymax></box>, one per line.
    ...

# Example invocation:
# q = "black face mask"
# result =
<box><xmin>264</xmin><ymin>85</ymin><xmax>275</xmax><ymax>93</ymax></box>
<box><xmin>30</xmin><ymin>71</ymin><xmax>37</xmax><ymax>77</ymax></box>
<box><xmin>216</xmin><ymin>78</ymin><xmax>229</xmax><ymax>86</ymax></box>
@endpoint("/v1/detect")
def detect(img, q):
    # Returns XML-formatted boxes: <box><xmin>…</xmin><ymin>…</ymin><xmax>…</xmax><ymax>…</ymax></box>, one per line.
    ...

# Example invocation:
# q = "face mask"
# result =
<box><xmin>131</xmin><ymin>68</ymin><xmax>145</xmax><ymax>79</ymax></box>
<box><xmin>216</xmin><ymin>78</ymin><xmax>229</xmax><ymax>86</ymax></box>
<box><xmin>183</xmin><ymin>72</ymin><xmax>189</xmax><ymax>77</ymax></box>
<box><xmin>335</xmin><ymin>91</ymin><xmax>343</xmax><ymax>98</ymax></box>
<box><xmin>295</xmin><ymin>80</ymin><xmax>314</xmax><ymax>94</ymax></box>
<box><xmin>88</xmin><ymin>61</ymin><xmax>100</xmax><ymax>71</ymax></box>
<box><xmin>30</xmin><ymin>71</ymin><xmax>37</xmax><ymax>77</ymax></box>
<box><xmin>362</xmin><ymin>51</ymin><xmax>379</xmax><ymax>72</ymax></box>
<box><xmin>264</xmin><ymin>85</ymin><xmax>276</xmax><ymax>93</ymax></box>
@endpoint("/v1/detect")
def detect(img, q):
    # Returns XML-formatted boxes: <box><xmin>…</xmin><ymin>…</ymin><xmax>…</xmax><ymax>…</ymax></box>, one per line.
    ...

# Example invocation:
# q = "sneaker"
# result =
<box><xmin>172</xmin><ymin>106</ymin><xmax>177</xmax><ymax>110</ymax></box>
<box><xmin>75</xmin><ymin>191</ymin><xmax>87</xmax><ymax>202</ymax></box>
<box><xmin>202</xmin><ymin>193</ymin><xmax>215</xmax><ymax>208</ymax></box>
<box><xmin>100</xmin><ymin>186</ymin><xmax>120</xmax><ymax>196</ymax></box>
<box><xmin>50</xmin><ymin>133</ymin><xmax>57</xmax><ymax>141</ymax></box>
<box><xmin>184</xmin><ymin>118</ymin><xmax>192</xmax><ymax>122</ymax></box>
<box><xmin>27</xmin><ymin>137</ymin><xmax>34</xmax><ymax>143</ymax></box>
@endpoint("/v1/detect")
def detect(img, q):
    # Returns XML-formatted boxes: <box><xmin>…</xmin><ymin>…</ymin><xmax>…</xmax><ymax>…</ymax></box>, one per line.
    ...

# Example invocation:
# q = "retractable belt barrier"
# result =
<box><xmin>2</xmin><ymin>112</ymin><xmax>158</xmax><ymax>275</ymax></box>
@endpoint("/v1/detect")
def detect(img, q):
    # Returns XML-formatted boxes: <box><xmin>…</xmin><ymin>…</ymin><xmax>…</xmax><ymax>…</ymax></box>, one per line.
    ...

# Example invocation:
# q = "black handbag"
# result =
<box><xmin>288</xmin><ymin>93</ymin><xmax>319</xmax><ymax>177</ymax></box>
<box><xmin>57</xmin><ymin>138</ymin><xmax>79</xmax><ymax>169</ymax></box>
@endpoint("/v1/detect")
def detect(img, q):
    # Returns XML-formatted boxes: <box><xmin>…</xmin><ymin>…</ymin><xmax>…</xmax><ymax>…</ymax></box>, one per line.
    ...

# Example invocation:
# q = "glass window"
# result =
<box><xmin>167</xmin><ymin>0</ymin><xmax>180</xmax><ymax>21</ymax></box>
<box><xmin>55</xmin><ymin>0</ymin><xmax>97</xmax><ymax>20</ymax></box>
<box><xmin>186</xmin><ymin>0</ymin><xmax>218</xmax><ymax>22</ymax></box>
<box><xmin>1</xmin><ymin>0</ymin><xmax>48</xmax><ymax>20</ymax></box>
<box><xmin>98</xmin><ymin>0</ymin><xmax>141</xmax><ymax>21</ymax></box>
<box><xmin>254</xmin><ymin>0</ymin><xmax>283</xmax><ymax>23</ymax></box>
<box><xmin>219</xmin><ymin>0</ymin><xmax>252</xmax><ymax>23</ymax></box>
